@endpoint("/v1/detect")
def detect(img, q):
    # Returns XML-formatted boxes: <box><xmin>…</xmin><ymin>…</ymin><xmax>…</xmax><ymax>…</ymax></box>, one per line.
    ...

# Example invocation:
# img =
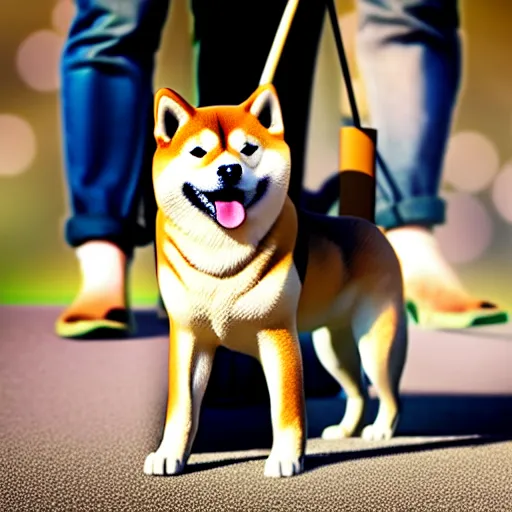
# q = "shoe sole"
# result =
<box><xmin>55</xmin><ymin>318</ymin><xmax>133</xmax><ymax>340</ymax></box>
<box><xmin>406</xmin><ymin>301</ymin><xmax>509</xmax><ymax>330</ymax></box>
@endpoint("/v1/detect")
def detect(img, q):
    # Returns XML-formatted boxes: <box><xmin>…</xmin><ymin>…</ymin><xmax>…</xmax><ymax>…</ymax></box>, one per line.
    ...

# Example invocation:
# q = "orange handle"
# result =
<box><xmin>338</xmin><ymin>126</ymin><xmax>377</xmax><ymax>223</ymax></box>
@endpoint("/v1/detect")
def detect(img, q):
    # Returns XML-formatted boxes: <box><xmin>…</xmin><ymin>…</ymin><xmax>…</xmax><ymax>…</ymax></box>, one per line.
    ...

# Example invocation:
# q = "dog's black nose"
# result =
<box><xmin>217</xmin><ymin>164</ymin><xmax>242</xmax><ymax>186</ymax></box>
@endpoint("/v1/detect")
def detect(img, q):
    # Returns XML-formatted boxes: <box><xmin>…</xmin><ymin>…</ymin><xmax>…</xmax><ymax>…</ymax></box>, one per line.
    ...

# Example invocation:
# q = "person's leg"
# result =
<box><xmin>57</xmin><ymin>0</ymin><xmax>170</xmax><ymax>338</ymax></box>
<box><xmin>192</xmin><ymin>0</ymin><xmax>325</xmax><ymax>207</ymax></box>
<box><xmin>357</xmin><ymin>0</ymin><xmax>507</xmax><ymax>327</ymax></box>
<box><xmin>191</xmin><ymin>0</ymin><xmax>333</xmax><ymax>403</ymax></box>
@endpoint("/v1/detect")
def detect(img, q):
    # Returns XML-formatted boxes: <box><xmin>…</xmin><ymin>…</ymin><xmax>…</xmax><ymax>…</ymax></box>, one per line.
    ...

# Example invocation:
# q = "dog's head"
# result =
<box><xmin>152</xmin><ymin>84</ymin><xmax>291</xmax><ymax>246</ymax></box>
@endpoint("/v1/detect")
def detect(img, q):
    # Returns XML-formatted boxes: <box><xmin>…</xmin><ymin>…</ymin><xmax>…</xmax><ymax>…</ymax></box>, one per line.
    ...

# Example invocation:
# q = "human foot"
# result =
<box><xmin>55</xmin><ymin>241</ymin><xmax>133</xmax><ymax>338</ymax></box>
<box><xmin>386</xmin><ymin>226</ymin><xmax>508</xmax><ymax>328</ymax></box>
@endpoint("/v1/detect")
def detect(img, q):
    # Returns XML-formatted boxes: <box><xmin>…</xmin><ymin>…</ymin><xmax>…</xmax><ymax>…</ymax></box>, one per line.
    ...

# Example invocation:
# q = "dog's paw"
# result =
<box><xmin>321</xmin><ymin>424</ymin><xmax>354</xmax><ymax>440</ymax></box>
<box><xmin>264</xmin><ymin>454</ymin><xmax>304</xmax><ymax>478</ymax></box>
<box><xmin>361</xmin><ymin>423</ymin><xmax>394</xmax><ymax>442</ymax></box>
<box><xmin>143</xmin><ymin>451</ymin><xmax>186</xmax><ymax>476</ymax></box>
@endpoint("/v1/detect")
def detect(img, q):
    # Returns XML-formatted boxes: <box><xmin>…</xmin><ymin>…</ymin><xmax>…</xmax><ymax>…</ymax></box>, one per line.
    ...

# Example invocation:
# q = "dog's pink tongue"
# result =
<box><xmin>214</xmin><ymin>201</ymin><xmax>246</xmax><ymax>229</ymax></box>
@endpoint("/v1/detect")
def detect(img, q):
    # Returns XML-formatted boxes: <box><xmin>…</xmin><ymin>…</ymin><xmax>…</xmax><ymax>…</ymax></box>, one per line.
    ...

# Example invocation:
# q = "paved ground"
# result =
<box><xmin>1</xmin><ymin>307</ymin><xmax>511</xmax><ymax>511</ymax></box>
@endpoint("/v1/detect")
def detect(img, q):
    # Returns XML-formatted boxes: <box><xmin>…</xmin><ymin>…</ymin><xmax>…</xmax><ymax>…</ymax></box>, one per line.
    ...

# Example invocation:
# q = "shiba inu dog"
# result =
<box><xmin>143</xmin><ymin>84</ymin><xmax>408</xmax><ymax>478</ymax></box>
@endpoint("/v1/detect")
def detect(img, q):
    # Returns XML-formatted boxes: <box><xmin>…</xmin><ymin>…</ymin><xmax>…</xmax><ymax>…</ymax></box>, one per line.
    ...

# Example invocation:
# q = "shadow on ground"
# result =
<box><xmin>183</xmin><ymin>435</ymin><xmax>512</xmax><ymax>476</ymax></box>
<box><xmin>126</xmin><ymin>309</ymin><xmax>512</xmax><ymax>454</ymax></box>
<box><xmin>188</xmin><ymin>394</ymin><xmax>512</xmax><ymax>455</ymax></box>
<box><xmin>133</xmin><ymin>310</ymin><xmax>169</xmax><ymax>338</ymax></box>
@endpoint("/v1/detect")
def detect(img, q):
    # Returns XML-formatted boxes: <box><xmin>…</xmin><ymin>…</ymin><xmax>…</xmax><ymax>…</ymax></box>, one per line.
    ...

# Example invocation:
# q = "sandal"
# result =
<box><xmin>55</xmin><ymin>307</ymin><xmax>135</xmax><ymax>339</ymax></box>
<box><xmin>406</xmin><ymin>300</ymin><xmax>509</xmax><ymax>329</ymax></box>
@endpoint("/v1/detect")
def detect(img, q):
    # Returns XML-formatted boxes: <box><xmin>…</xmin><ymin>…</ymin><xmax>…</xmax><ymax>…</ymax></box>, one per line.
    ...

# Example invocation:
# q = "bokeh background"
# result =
<box><xmin>0</xmin><ymin>0</ymin><xmax>511</xmax><ymax>309</ymax></box>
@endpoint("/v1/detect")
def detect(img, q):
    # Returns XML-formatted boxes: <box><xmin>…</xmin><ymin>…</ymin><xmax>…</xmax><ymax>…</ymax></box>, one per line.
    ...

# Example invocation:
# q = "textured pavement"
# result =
<box><xmin>1</xmin><ymin>306</ymin><xmax>511</xmax><ymax>512</ymax></box>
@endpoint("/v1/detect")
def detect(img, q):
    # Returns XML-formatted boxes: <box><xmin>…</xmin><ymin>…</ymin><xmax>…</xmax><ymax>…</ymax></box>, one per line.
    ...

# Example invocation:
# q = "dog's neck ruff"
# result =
<box><xmin>161</xmin><ymin>215</ymin><xmax>273</xmax><ymax>278</ymax></box>
<box><xmin>159</xmin><ymin>198</ymin><xmax>297</xmax><ymax>280</ymax></box>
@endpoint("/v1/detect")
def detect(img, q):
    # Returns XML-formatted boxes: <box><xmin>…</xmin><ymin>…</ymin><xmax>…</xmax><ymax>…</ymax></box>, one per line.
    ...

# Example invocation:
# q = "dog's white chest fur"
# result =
<box><xmin>158</xmin><ymin>241</ymin><xmax>301</xmax><ymax>341</ymax></box>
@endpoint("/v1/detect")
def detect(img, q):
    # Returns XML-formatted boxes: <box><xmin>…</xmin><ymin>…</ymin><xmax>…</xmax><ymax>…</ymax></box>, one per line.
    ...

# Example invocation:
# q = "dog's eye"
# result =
<box><xmin>190</xmin><ymin>146</ymin><xmax>207</xmax><ymax>158</ymax></box>
<box><xmin>241</xmin><ymin>143</ymin><xmax>258</xmax><ymax>156</ymax></box>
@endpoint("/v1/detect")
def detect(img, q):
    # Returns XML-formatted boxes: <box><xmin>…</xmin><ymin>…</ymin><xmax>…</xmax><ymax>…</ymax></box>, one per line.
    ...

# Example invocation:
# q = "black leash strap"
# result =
<box><xmin>326</xmin><ymin>0</ymin><xmax>361</xmax><ymax>129</ymax></box>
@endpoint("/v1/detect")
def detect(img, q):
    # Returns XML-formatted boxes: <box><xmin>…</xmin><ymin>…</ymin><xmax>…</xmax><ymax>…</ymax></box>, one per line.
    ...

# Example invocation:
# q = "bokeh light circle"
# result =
<box><xmin>491</xmin><ymin>162</ymin><xmax>512</xmax><ymax>224</ymax></box>
<box><xmin>52</xmin><ymin>0</ymin><xmax>76</xmax><ymax>35</ymax></box>
<box><xmin>443</xmin><ymin>131</ymin><xmax>500</xmax><ymax>193</ymax></box>
<box><xmin>435</xmin><ymin>192</ymin><xmax>493</xmax><ymax>264</ymax></box>
<box><xmin>16</xmin><ymin>30</ymin><xmax>65</xmax><ymax>92</ymax></box>
<box><xmin>0</xmin><ymin>115</ymin><xmax>37</xmax><ymax>176</ymax></box>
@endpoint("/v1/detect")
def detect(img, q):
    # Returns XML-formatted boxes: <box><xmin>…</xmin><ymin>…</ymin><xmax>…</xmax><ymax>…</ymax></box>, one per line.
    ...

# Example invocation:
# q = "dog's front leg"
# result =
<box><xmin>258</xmin><ymin>326</ymin><xmax>306</xmax><ymax>477</ymax></box>
<box><xmin>144</xmin><ymin>328</ymin><xmax>215</xmax><ymax>476</ymax></box>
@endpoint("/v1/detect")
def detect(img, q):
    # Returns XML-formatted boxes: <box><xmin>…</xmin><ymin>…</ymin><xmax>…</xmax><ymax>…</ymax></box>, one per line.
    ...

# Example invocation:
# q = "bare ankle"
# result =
<box><xmin>75</xmin><ymin>241</ymin><xmax>128</xmax><ymax>296</ymax></box>
<box><xmin>76</xmin><ymin>240</ymin><xmax>126</xmax><ymax>260</ymax></box>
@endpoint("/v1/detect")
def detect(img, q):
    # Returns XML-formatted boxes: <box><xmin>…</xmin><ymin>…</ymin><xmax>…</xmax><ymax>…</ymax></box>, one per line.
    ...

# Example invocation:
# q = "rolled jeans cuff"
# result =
<box><xmin>65</xmin><ymin>215</ymin><xmax>152</xmax><ymax>257</ymax></box>
<box><xmin>376</xmin><ymin>196</ymin><xmax>446</xmax><ymax>230</ymax></box>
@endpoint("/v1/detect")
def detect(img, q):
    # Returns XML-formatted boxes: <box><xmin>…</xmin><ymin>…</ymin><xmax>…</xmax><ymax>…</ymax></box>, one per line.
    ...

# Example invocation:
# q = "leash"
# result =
<box><xmin>259</xmin><ymin>0</ymin><xmax>380</xmax><ymax>223</ymax></box>
<box><xmin>325</xmin><ymin>0</ymin><xmax>361</xmax><ymax>128</ymax></box>
<box><xmin>259</xmin><ymin>0</ymin><xmax>301</xmax><ymax>86</ymax></box>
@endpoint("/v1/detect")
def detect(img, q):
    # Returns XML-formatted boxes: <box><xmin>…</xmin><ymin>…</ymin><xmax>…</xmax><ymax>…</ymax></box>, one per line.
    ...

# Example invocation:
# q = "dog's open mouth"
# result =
<box><xmin>183</xmin><ymin>178</ymin><xmax>269</xmax><ymax>229</ymax></box>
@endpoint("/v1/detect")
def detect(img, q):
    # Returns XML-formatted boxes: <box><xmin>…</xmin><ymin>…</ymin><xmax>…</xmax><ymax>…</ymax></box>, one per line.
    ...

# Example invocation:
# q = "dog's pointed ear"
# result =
<box><xmin>154</xmin><ymin>88</ymin><xmax>195</xmax><ymax>144</ymax></box>
<box><xmin>242</xmin><ymin>84</ymin><xmax>284</xmax><ymax>136</ymax></box>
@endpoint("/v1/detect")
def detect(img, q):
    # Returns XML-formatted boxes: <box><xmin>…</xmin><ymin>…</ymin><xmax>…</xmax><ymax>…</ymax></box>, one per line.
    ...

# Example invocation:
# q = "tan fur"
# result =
<box><xmin>144</xmin><ymin>84</ymin><xmax>407</xmax><ymax>478</ymax></box>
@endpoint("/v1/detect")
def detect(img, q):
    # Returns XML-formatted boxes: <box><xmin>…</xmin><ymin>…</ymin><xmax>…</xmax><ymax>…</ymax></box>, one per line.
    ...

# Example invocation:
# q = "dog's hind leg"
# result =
<box><xmin>144</xmin><ymin>328</ymin><xmax>216</xmax><ymax>476</ymax></box>
<box><xmin>354</xmin><ymin>300</ymin><xmax>408</xmax><ymax>441</ymax></box>
<box><xmin>312</xmin><ymin>324</ymin><xmax>366</xmax><ymax>439</ymax></box>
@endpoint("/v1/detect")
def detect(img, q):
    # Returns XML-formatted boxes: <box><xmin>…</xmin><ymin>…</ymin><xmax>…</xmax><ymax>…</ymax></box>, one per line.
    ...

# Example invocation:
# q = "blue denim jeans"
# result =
<box><xmin>61</xmin><ymin>0</ymin><xmax>170</xmax><ymax>256</ymax></box>
<box><xmin>60</xmin><ymin>0</ymin><xmax>324</xmax><ymax>256</ymax></box>
<box><xmin>358</xmin><ymin>0</ymin><xmax>461</xmax><ymax>229</ymax></box>
<box><xmin>61</xmin><ymin>0</ymin><xmax>460</xmax><ymax>253</ymax></box>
